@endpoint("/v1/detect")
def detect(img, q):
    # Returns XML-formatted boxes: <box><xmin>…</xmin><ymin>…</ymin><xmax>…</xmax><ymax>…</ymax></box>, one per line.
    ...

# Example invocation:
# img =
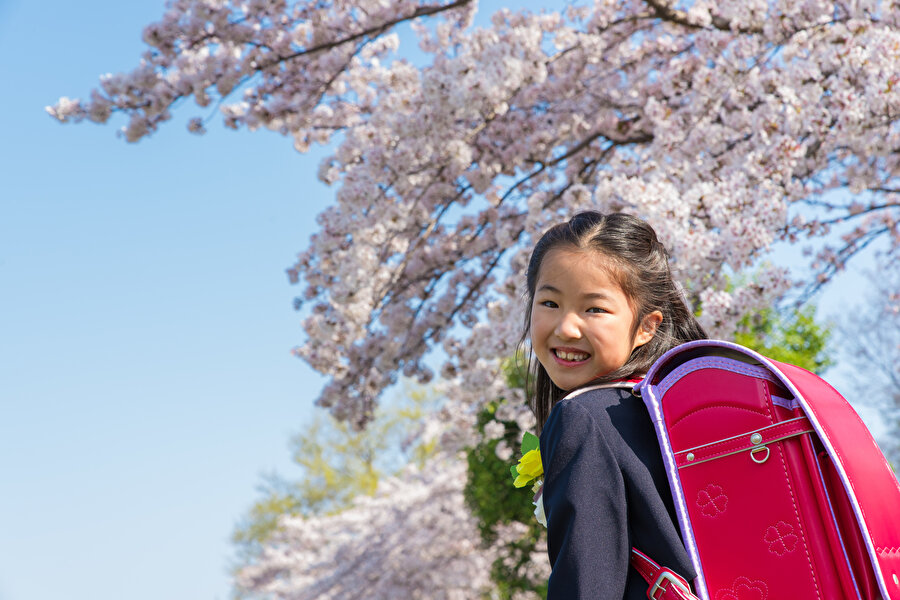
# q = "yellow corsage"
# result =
<box><xmin>511</xmin><ymin>432</ymin><xmax>547</xmax><ymax>526</ymax></box>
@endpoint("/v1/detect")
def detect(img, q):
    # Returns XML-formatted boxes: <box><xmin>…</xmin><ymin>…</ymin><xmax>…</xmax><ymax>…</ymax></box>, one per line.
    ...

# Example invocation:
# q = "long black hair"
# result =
<box><xmin>523</xmin><ymin>211</ymin><xmax>707</xmax><ymax>431</ymax></box>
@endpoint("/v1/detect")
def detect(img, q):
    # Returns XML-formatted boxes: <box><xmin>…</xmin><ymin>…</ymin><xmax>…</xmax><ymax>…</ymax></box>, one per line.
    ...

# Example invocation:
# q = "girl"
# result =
<box><xmin>524</xmin><ymin>211</ymin><xmax>707</xmax><ymax>599</ymax></box>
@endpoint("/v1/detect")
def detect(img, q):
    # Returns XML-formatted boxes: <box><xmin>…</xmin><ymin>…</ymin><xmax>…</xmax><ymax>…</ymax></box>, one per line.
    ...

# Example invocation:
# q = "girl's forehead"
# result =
<box><xmin>536</xmin><ymin>247</ymin><xmax>629</xmax><ymax>291</ymax></box>
<box><xmin>539</xmin><ymin>246</ymin><xmax>620</xmax><ymax>277</ymax></box>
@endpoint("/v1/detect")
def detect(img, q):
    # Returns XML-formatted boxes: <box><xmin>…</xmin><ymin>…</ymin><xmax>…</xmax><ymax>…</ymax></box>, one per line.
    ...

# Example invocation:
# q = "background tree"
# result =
<box><xmin>233</xmin><ymin>380</ymin><xmax>441</xmax><ymax>557</ymax></box>
<box><xmin>235</xmin><ymin>454</ymin><xmax>496</xmax><ymax>600</ymax></box>
<box><xmin>736</xmin><ymin>305</ymin><xmax>834</xmax><ymax>374</ymax></box>
<box><xmin>464</xmin><ymin>358</ymin><xmax>547</xmax><ymax>600</ymax></box>
<box><xmin>837</xmin><ymin>261</ymin><xmax>900</xmax><ymax>470</ymax></box>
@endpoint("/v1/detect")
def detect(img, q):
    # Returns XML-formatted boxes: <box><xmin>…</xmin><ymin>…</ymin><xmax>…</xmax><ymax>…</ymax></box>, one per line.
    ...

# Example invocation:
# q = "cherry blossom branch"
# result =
<box><xmin>642</xmin><ymin>0</ymin><xmax>763</xmax><ymax>34</ymax></box>
<box><xmin>268</xmin><ymin>0</ymin><xmax>474</xmax><ymax>65</ymax></box>
<box><xmin>800</xmin><ymin>225</ymin><xmax>889</xmax><ymax>301</ymax></box>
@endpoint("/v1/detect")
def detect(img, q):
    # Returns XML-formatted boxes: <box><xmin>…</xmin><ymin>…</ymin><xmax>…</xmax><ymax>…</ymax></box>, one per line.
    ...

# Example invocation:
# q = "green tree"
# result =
<box><xmin>232</xmin><ymin>381</ymin><xmax>441</xmax><ymax>556</ymax></box>
<box><xmin>736</xmin><ymin>305</ymin><xmax>834</xmax><ymax>374</ymax></box>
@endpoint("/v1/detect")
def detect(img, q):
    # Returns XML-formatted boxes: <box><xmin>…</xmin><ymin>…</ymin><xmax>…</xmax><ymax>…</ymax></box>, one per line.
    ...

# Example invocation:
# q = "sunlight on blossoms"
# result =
<box><xmin>236</xmin><ymin>456</ymin><xmax>498</xmax><ymax>600</ymax></box>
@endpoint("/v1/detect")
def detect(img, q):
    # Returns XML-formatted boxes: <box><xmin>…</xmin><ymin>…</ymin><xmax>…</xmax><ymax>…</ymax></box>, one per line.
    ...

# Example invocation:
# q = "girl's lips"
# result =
<box><xmin>552</xmin><ymin>347</ymin><xmax>591</xmax><ymax>366</ymax></box>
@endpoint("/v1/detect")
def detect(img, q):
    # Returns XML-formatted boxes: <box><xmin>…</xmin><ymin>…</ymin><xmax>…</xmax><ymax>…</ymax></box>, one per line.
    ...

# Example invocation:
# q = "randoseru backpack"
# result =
<box><xmin>630</xmin><ymin>340</ymin><xmax>900</xmax><ymax>600</ymax></box>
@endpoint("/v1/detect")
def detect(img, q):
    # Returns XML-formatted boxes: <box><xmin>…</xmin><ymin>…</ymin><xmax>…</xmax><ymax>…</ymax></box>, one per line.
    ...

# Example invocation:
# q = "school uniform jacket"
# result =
<box><xmin>540</xmin><ymin>384</ymin><xmax>696</xmax><ymax>600</ymax></box>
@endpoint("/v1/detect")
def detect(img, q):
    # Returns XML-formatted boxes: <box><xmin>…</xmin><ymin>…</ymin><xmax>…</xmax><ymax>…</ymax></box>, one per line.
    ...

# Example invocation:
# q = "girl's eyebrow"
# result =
<box><xmin>582</xmin><ymin>292</ymin><xmax>611</xmax><ymax>300</ymax></box>
<box><xmin>536</xmin><ymin>285</ymin><xmax>611</xmax><ymax>301</ymax></box>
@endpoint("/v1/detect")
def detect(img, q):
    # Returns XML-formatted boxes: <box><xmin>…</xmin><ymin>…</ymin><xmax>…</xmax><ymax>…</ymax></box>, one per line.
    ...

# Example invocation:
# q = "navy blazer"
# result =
<box><xmin>540</xmin><ymin>385</ymin><xmax>695</xmax><ymax>600</ymax></box>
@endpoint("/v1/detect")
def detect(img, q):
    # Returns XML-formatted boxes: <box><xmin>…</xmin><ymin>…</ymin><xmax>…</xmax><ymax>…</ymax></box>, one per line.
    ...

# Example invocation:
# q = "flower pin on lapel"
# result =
<box><xmin>511</xmin><ymin>432</ymin><xmax>546</xmax><ymax>526</ymax></box>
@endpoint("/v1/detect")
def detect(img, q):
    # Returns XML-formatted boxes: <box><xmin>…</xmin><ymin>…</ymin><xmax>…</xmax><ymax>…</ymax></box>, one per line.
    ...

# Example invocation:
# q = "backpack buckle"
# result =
<box><xmin>648</xmin><ymin>568</ymin><xmax>692</xmax><ymax>599</ymax></box>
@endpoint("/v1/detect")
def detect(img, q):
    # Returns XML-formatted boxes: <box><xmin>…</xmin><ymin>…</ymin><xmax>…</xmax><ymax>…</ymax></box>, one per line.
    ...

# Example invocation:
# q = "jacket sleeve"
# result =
<box><xmin>540</xmin><ymin>398</ymin><xmax>629</xmax><ymax>600</ymax></box>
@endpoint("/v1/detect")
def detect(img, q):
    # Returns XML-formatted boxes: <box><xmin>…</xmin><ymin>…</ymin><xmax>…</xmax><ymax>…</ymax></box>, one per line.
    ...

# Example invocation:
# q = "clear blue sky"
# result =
<box><xmin>0</xmin><ymin>2</ymin><xmax>330</xmax><ymax>599</ymax></box>
<box><xmin>0</xmin><ymin>2</ymin><xmax>887</xmax><ymax>600</ymax></box>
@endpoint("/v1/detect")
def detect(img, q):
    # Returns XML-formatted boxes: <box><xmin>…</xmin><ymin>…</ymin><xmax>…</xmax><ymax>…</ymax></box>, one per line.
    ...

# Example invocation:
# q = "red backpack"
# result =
<box><xmin>630</xmin><ymin>340</ymin><xmax>900</xmax><ymax>600</ymax></box>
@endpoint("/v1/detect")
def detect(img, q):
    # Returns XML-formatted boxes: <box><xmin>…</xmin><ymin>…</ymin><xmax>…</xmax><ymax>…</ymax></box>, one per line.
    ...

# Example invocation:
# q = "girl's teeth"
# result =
<box><xmin>556</xmin><ymin>350</ymin><xmax>588</xmax><ymax>361</ymax></box>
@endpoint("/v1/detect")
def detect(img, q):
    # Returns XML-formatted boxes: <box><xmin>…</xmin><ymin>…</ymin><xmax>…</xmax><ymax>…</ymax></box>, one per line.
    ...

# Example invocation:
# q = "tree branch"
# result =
<box><xmin>273</xmin><ymin>0</ymin><xmax>473</xmax><ymax>65</ymax></box>
<box><xmin>642</xmin><ymin>0</ymin><xmax>763</xmax><ymax>34</ymax></box>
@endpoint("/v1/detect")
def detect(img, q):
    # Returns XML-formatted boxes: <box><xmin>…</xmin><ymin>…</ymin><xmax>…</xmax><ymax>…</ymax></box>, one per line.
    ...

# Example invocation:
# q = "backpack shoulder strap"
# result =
<box><xmin>630</xmin><ymin>547</ymin><xmax>699</xmax><ymax>600</ymax></box>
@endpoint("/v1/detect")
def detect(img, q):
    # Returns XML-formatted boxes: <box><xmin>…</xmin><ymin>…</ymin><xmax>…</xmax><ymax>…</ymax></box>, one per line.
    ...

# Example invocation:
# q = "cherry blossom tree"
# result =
<box><xmin>50</xmin><ymin>1</ymin><xmax>900</xmax><ymax>596</ymax></box>
<box><xmin>234</xmin><ymin>456</ymin><xmax>501</xmax><ymax>600</ymax></box>
<box><xmin>49</xmin><ymin>0</ymin><xmax>900</xmax><ymax>430</ymax></box>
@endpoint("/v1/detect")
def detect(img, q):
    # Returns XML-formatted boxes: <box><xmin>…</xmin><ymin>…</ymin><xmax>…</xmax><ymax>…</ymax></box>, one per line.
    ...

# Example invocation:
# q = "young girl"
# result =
<box><xmin>524</xmin><ymin>211</ymin><xmax>707</xmax><ymax>599</ymax></box>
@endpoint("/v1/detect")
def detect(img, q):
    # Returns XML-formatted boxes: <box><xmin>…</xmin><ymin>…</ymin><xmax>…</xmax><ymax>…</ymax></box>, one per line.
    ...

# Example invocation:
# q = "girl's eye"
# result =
<box><xmin>587</xmin><ymin>307</ymin><xmax>608</xmax><ymax>314</ymax></box>
<box><xmin>539</xmin><ymin>300</ymin><xmax>558</xmax><ymax>308</ymax></box>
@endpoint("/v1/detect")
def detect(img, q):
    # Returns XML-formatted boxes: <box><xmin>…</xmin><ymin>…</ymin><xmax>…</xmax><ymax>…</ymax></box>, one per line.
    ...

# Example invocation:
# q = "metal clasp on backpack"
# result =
<box><xmin>750</xmin><ymin>445</ymin><xmax>770</xmax><ymax>464</ymax></box>
<box><xmin>648</xmin><ymin>569</ymin><xmax>693</xmax><ymax>600</ymax></box>
<box><xmin>750</xmin><ymin>432</ymin><xmax>770</xmax><ymax>464</ymax></box>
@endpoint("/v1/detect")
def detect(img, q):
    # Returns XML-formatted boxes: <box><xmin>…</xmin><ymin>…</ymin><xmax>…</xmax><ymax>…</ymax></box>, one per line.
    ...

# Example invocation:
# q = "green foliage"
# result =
<box><xmin>502</xmin><ymin>354</ymin><xmax>529</xmax><ymax>392</ymax></box>
<box><xmin>464</xmin><ymin>357</ymin><xmax>547</xmax><ymax>599</ymax></box>
<box><xmin>465</xmin><ymin>403</ymin><xmax>538</xmax><ymax>541</ymax></box>
<box><xmin>491</xmin><ymin>527</ymin><xmax>547</xmax><ymax>600</ymax></box>
<box><xmin>465</xmin><ymin>402</ymin><xmax>548</xmax><ymax>599</ymax></box>
<box><xmin>736</xmin><ymin>305</ymin><xmax>834</xmax><ymax>374</ymax></box>
<box><xmin>232</xmin><ymin>380</ymin><xmax>441</xmax><ymax>555</ymax></box>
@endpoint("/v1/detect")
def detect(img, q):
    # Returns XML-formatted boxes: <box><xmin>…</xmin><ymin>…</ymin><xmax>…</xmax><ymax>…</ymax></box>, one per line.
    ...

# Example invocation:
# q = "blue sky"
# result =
<box><xmin>0</xmin><ymin>2</ymin><xmax>888</xmax><ymax>600</ymax></box>
<box><xmin>0</xmin><ymin>2</ymin><xmax>332</xmax><ymax>599</ymax></box>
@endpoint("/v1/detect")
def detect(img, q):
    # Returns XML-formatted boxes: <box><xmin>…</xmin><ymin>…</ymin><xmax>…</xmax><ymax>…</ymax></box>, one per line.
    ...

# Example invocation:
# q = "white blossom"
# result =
<box><xmin>494</xmin><ymin>439</ymin><xmax>513</xmax><ymax>461</ymax></box>
<box><xmin>483</xmin><ymin>419</ymin><xmax>506</xmax><ymax>441</ymax></box>
<box><xmin>236</xmin><ymin>454</ymin><xmax>497</xmax><ymax>599</ymax></box>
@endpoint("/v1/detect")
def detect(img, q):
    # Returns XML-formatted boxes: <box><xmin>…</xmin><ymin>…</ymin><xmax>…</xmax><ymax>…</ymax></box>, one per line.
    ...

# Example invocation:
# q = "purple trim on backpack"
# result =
<box><xmin>813</xmin><ymin>450</ymin><xmax>863</xmax><ymax>599</ymax></box>
<box><xmin>640</xmin><ymin>381</ymin><xmax>711</xmax><ymax>600</ymax></box>
<box><xmin>650</xmin><ymin>354</ymin><xmax>800</xmax><ymax>412</ymax></box>
<box><xmin>771</xmin><ymin>395</ymin><xmax>798</xmax><ymax>411</ymax></box>
<box><xmin>655</xmin><ymin>355</ymin><xmax>778</xmax><ymax>397</ymax></box>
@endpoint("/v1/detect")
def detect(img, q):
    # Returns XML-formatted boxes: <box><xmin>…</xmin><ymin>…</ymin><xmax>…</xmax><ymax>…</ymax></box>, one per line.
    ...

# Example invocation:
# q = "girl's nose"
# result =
<box><xmin>555</xmin><ymin>311</ymin><xmax>582</xmax><ymax>340</ymax></box>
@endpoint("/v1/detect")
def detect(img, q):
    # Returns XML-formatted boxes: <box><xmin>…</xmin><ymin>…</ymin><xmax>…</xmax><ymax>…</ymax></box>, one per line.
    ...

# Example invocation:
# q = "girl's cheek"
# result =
<box><xmin>529</xmin><ymin>310</ymin><xmax>544</xmax><ymax>340</ymax></box>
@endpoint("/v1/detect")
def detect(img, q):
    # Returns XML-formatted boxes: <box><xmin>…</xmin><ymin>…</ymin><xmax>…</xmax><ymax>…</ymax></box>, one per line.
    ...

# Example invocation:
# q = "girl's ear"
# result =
<box><xmin>634</xmin><ymin>311</ymin><xmax>663</xmax><ymax>348</ymax></box>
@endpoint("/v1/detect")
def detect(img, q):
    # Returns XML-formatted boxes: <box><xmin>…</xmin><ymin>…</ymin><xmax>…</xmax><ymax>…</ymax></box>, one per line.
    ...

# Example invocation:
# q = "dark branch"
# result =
<box><xmin>642</xmin><ymin>0</ymin><xmax>763</xmax><ymax>34</ymax></box>
<box><xmin>274</xmin><ymin>0</ymin><xmax>473</xmax><ymax>64</ymax></box>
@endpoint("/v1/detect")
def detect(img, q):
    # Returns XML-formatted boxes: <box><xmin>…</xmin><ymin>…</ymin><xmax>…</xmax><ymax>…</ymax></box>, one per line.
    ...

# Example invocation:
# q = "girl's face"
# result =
<box><xmin>529</xmin><ymin>247</ymin><xmax>658</xmax><ymax>391</ymax></box>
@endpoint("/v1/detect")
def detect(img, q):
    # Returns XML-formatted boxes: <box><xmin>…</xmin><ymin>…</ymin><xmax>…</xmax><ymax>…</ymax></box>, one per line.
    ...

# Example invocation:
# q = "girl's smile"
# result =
<box><xmin>551</xmin><ymin>347</ymin><xmax>591</xmax><ymax>365</ymax></box>
<box><xmin>529</xmin><ymin>247</ymin><xmax>658</xmax><ymax>391</ymax></box>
